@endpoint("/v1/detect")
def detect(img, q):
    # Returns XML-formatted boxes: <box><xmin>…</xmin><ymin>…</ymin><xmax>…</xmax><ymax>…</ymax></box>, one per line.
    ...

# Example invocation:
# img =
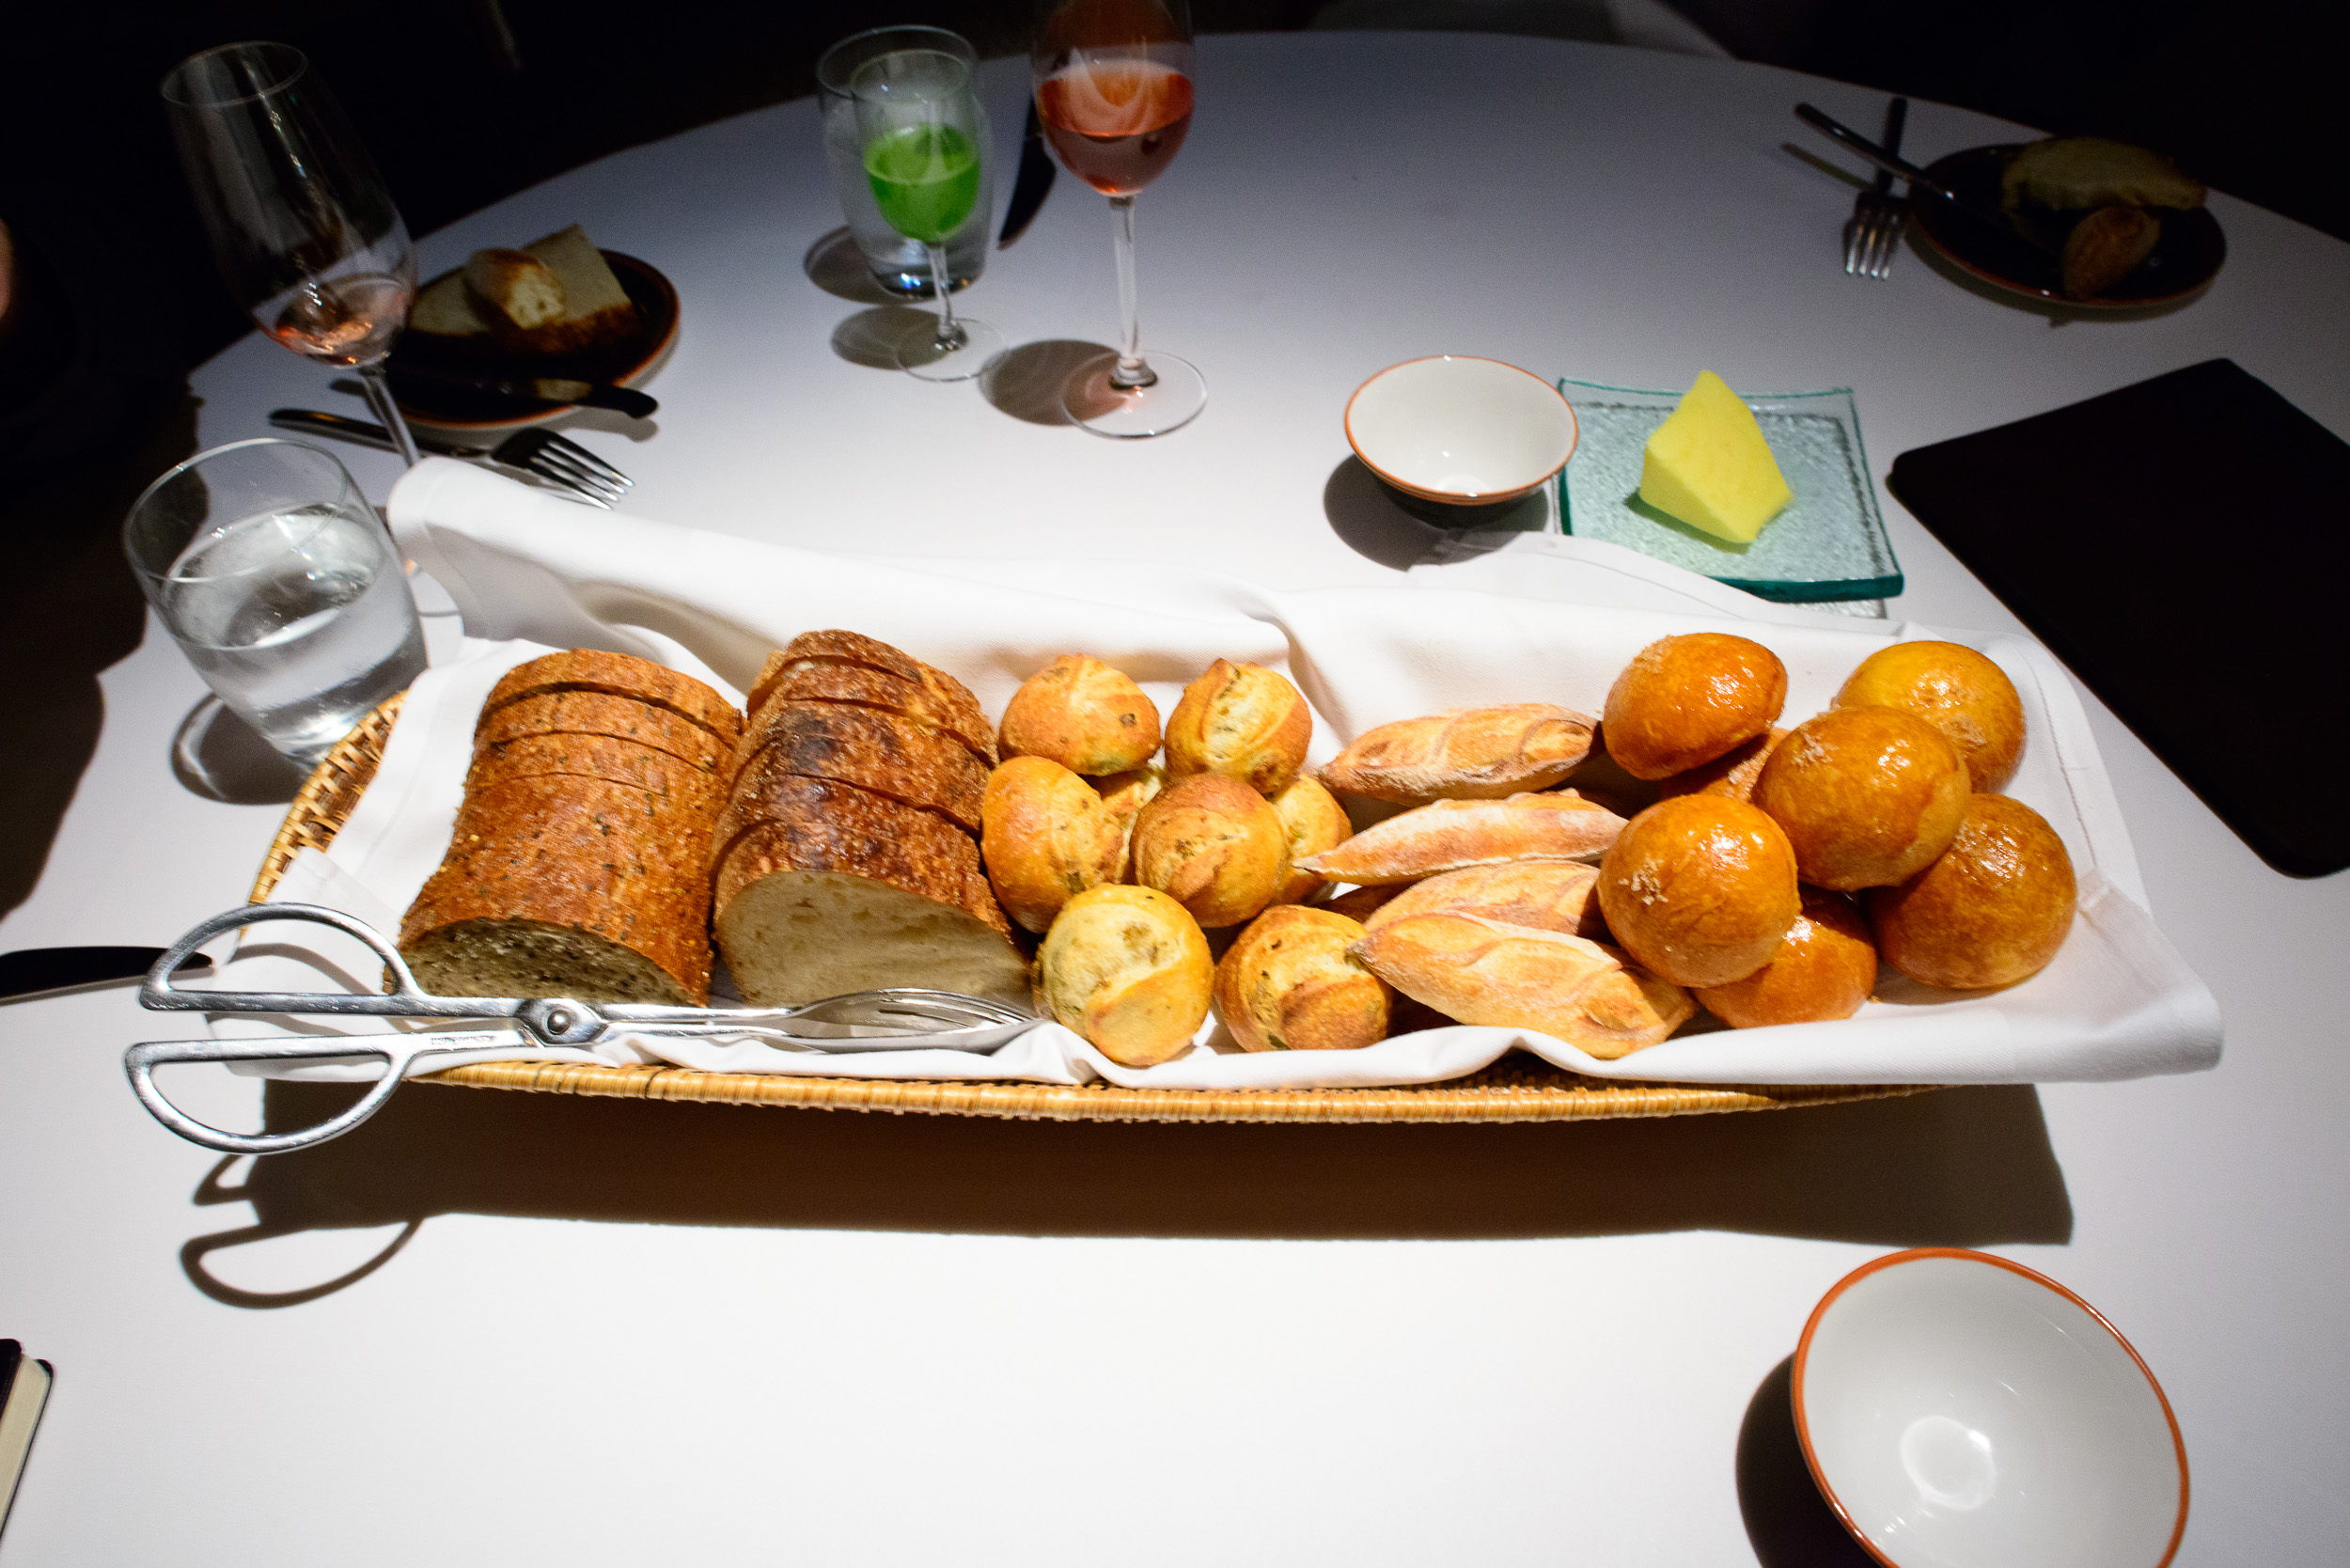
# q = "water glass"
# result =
<box><xmin>819</xmin><ymin>25</ymin><xmax>993</xmax><ymax>298</ymax></box>
<box><xmin>125</xmin><ymin>440</ymin><xmax>427</xmax><ymax>768</ymax></box>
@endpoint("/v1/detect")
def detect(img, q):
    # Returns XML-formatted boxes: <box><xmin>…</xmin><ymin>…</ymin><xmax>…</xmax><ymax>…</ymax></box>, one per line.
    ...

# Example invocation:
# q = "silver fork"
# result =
<box><xmin>268</xmin><ymin>409</ymin><xmax>634</xmax><ymax>507</ymax></box>
<box><xmin>1842</xmin><ymin>96</ymin><xmax>1909</xmax><ymax>279</ymax></box>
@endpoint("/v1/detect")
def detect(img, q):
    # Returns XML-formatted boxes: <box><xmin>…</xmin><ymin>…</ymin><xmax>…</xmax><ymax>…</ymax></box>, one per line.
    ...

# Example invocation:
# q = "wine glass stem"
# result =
<box><xmin>925</xmin><ymin>243</ymin><xmax>967</xmax><ymax>351</ymax></box>
<box><xmin>1107</xmin><ymin>196</ymin><xmax>1156</xmax><ymax>391</ymax></box>
<box><xmin>357</xmin><ymin>360</ymin><xmax>423</xmax><ymax>467</ymax></box>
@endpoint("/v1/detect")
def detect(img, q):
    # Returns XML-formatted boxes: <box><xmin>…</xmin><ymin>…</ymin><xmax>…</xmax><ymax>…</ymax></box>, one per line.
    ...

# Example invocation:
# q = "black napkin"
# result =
<box><xmin>1887</xmin><ymin>359</ymin><xmax>2348</xmax><ymax>878</ymax></box>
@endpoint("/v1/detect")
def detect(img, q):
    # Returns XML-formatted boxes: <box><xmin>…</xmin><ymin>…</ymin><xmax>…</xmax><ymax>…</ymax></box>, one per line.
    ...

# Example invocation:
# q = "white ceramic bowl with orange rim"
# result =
<box><xmin>1343</xmin><ymin>355</ymin><xmax>1578</xmax><ymax>507</ymax></box>
<box><xmin>1794</xmin><ymin>1247</ymin><xmax>2189</xmax><ymax>1568</ymax></box>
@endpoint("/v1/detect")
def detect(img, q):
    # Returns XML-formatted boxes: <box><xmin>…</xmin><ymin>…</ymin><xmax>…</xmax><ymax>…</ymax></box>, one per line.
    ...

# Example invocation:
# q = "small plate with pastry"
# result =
<box><xmin>1908</xmin><ymin>138</ymin><xmax>2225</xmax><ymax>308</ymax></box>
<box><xmin>389</xmin><ymin>224</ymin><xmax>680</xmax><ymax>431</ymax></box>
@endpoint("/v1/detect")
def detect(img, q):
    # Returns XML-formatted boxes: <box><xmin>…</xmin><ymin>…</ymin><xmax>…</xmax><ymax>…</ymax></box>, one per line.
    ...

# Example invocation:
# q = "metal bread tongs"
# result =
<box><xmin>124</xmin><ymin>904</ymin><xmax>1036</xmax><ymax>1155</ymax></box>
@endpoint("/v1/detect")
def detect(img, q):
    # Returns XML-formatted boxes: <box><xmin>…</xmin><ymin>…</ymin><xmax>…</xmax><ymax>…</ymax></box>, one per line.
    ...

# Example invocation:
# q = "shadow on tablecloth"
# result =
<box><xmin>176</xmin><ymin>1075</ymin><xmax>2072</xmax><ymax>1307</ymax></box>
<box><xmin>1737</xmin><ymin>1355</ymin><xmax>1880</xmax><ymax>1567</ymax></box>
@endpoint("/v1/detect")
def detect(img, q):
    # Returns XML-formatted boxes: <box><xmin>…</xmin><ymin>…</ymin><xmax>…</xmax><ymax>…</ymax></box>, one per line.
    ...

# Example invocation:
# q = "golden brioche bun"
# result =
<box><xmin>1602</xmin><ymin>634</ymin><xmax>1787</xmax><ymax>780</ymax></box>
<box><xmin>1752</xmin><ymin>706</ymin><xmax>1970</xmax><ymax>890</ymax></box>
<box><xmin>1164</xmin><ymin>659</ymin><xmax>1312</xmax><ymax>792</ymax></box>
<box><xmin>1866</xmin><ymin>794</ymin><xmax>2076</xmax><ymax>989</ymax></box>
<box><xmin>1694</xmin><ymin>886</ymin><xmax>1877</xmax><ymax>1027</ymax></box>
<box><xmin>1267</xmin><ymin>776</ymin><xmax>1351</xmax><ymax>905</ymax></box>
<box><xmin>979</xmin><ymin>757</ymin><xmax>1123</xmax><ymax>933</ymax></box>
<box><xmin>1595</xmin><ymin>795</ymin><xmax>1801</xmax><ymax>987</ymax></box>
<box><xmin>1213</xmin><ymin>905</ymin><xmax>1391</xmax><ymax>1052</ymax></box>
<box><xmin>1835</xmin><ymin>641</ymin><xmax>2025</xmax><ymax>791</ymax></box>
<box><xmin>998</xmin><ymin>653</ymin><xmax>1161</xmax><ymax>775</ymax></box>
<box><xmin>1039</xmin><ymin>885</ymin><xmax>1214</xmax><ymax>1066</ymax></box>
<box><xmin>1131</xmin><ymin>773</ymin><xmax>1291</xmax><ymax>928</ymax></box>
<box><xmin>1656</xmin><ymin>727</ymin><xmax>1785</xmax><ymax>803</ymax></box>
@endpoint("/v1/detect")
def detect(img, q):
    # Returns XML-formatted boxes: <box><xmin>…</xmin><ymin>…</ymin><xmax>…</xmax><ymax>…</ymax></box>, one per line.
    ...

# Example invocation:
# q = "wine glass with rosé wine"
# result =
<box><xmin>163</xmin><ymin>41</ymin><xmax>425</xmax><ymax>465</ymax></box>
<box><xmin>854</xmin><ymin>47</ymin><xmax>1007</xmax><ymax>381</ymax></box>
<box><xmin>1032</xmin><ymin>0</ymin><xmax>1205</xmax><ymax>437</ymax></box>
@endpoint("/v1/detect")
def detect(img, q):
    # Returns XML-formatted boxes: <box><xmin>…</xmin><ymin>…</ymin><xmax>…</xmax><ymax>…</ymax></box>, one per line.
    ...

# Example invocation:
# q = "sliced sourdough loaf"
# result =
<box><xmin>713</xmin><ymin>776</ymin><xmax>1026</xmax><ymax>1007</ymax></box>
<box><xmin>482</xmin><ymin>649</ymin><xmax>742</xmax><ymax>745</ymax></box>
<box><xmin>401</xmin><ymin>775</ymin><xmax>717</xmax><ymax>1004</ymax></box>
<box><xmin>722</xmin><ymin>703</ymin><xmax>988</xmax><ymax>836</ymax></box>
<box><xmin>747</xmin><ymin>633</ymin><xmax>995</xmax><ymax>762</ymax></box>
<box><xmin>472</xmin><ymin>730</ymin><xmax>727</xmax><ymax>811</ymax></box>
<box><xmin>476</xmin><ymin>689</ymin><xmax>731</xmax><ymax>773</ymax></box>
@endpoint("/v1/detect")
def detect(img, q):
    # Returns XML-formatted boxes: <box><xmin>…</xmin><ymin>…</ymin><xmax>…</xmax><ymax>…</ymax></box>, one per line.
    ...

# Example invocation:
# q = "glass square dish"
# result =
<box><xmin>1555</xmin><ymin>380</ymin><xmax>1902</xmax><ymax>603</ymax></box>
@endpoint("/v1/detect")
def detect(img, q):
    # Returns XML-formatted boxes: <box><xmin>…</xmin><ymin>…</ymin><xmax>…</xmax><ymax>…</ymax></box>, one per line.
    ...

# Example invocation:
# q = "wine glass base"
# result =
<box><xmin>898</xmin><ymin>318</ymin><xmax>1005</xmax><ymax>382</ymax></box>
<box><xmin>1063</xmin><ymin>352</ymin><xmax>1206</xmax><ymax>438</ymax></box>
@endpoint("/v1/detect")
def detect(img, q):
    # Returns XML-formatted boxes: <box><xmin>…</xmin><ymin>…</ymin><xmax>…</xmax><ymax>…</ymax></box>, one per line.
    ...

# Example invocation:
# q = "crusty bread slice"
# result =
<box><xmin>476</xmin><ymin>689</ymin><xmax>728</xmax><ymax>773</ymax></box>
<box><xmin>410</xmin><ymin>269</ymin><xmax>493</xmax><ymax>342</ymax></box>
<box><xmin>736</xmin><ymin>662</ymin><xmax>997</xmax><ymax>768</ymax></box>
<box><xmin>472</xmin><ymin>730</ymin><xmax>727</xmax><ymax>811</ymax></box>
<box><xmin>748</xmin><ymin>633</ymin><xmax>994</xmax><ymax>760</ymax></box>
<box><xmin>722</xmin><ymin>702</ymin><xmax>989</xmax><ymax>837</ymax></box>
<box><xmin>481</xmin><ymin>650</ymin><xmax>742</xmax><ymax>746</ymax></box>
<box><xmin>713</xmin><ymin>778</ymin><xmax>1025</xmax><ymax>1007</ymax></box>
<box><xmin>482</xmin><ymin>226</ymin><xmax>641</xmax><ymax>356</ymax></box>
<box><xmin>401</xmin><ymin>775</ymin><xmax>715</xmax><ymax>1004</ymax></box>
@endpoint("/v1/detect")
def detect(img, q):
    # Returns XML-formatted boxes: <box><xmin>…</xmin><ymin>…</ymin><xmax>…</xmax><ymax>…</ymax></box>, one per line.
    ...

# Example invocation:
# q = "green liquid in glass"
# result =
<box><xmin>865</xmin><ymin>125</ymin><xmax>981</xmax><ymax>244</ymax></box>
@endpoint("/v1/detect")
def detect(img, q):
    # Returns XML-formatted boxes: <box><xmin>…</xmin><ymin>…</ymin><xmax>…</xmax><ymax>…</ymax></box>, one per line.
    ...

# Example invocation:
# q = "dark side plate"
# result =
<box><xmin>1909</xmin><ymin>146</ymin><xmax>2226</xmax><ymax>309</ymax></box>
<box><xmin>387</xmin><ymin>250</ymin><xmax>680</xmax><ymax>431</ymax></box>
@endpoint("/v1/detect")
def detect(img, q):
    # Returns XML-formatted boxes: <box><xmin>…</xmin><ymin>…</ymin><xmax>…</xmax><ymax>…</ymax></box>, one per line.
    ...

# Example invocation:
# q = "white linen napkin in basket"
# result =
<box><xmin>212</xmin><ymin>458</ymin><xmax>2219</xmax><ymax>1089</ymax></box>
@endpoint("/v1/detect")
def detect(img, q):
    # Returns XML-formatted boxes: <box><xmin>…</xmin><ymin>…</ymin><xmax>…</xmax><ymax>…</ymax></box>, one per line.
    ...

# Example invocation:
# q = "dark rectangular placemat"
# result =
<box><xmin>1888</xmin><ymin>359</ymin><xmax>2347</xmax><ymax>877</ymax></box>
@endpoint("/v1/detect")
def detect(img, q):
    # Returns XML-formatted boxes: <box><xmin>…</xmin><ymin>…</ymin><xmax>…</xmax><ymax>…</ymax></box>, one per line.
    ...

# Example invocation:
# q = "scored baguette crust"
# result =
<box><xmin>722</xmin><ymin>702</ymin><xmax>990</xmax><ymax>837</ymax></box>
<box><xmin>472</xmin><ymin>731</ymin><xmax>727</xmax><ymax>809</ymax></box>
<box><xmin>737</xmin><ymin>661</ymin><xmax>996</xmax><ymax>767</ymax></box>
<box><xmin>475</xmin><ymin>690</ymin><xmax>730</xmax><ymax>773</ymax></box>
<box><xmin>1319</xmin><ymin>703</ymin><xmax>1595</xmax><ymax>803</ymax></box>
<box><xmin>1362</xmin><ymin>861</ymin><xmax>1606</xmax><ymax>940</ymax></box>
<box><xmin>400</xmin><ymin>775</ymin><xmax>716</xmax><ymax>1004</ymax></box>
<box><xmin>1296</xmin><ymin>791</ymin><xmax>1629</xmax><ymax>886</ymax></box>
<box><xmin>481</xmin><ymin>650</ymin><xmax>743</xmax><ymax>745</ymax></box>
<box><xmin>1352</xmin><ymin>912</ymin><xmax>1691</xmax><ymax>1059</ymax></box>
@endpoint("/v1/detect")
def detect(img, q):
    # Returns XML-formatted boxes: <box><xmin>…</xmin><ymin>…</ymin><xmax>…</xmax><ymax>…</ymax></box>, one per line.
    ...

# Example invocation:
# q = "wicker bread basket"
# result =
<box><xmin>250</xmin><ymin>694</ymin><xmax>1932</xmax><ymax>1124</ymax></box>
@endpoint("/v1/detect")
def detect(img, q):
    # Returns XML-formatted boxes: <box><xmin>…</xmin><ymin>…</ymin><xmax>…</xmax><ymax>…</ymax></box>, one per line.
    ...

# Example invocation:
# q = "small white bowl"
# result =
<box><xmin>1344</xmin><ymin>356</ymin><xmax>1578</xmax><ymax>507</ymax></box>
<box><xmin>1795</xmin><ymin>1248</ymin><xmax>2188</xmax><ymax>1568</ymax></box>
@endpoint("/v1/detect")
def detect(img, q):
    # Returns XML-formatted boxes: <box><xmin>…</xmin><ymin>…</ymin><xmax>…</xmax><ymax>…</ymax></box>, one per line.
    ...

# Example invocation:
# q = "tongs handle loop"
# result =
<box><xmin>142</xmin><ymin>902</ymin><xmax>469</xmax><ymax>1019</ymax></box>
<box><xmin>125</xmin><ymin>1035</ymin><xmax>422</xmax><ymax>1154</ymax></box>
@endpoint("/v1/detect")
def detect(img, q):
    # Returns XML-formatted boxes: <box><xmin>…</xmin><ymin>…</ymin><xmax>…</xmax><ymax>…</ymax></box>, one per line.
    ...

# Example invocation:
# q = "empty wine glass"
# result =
<box><xmin>1032</xmin><ymin>0</ymin><xmax>1204</xmax><ymax>437</ymax></box>
<box><xmin>163</xmin><ymin>41</ymin><xmax>424</xmax><ymax>464</ymax></box>
<box><xmin>853</xmin><ymin>50</ymin><xmax>1006</xmax><ymax>382</ymax></box>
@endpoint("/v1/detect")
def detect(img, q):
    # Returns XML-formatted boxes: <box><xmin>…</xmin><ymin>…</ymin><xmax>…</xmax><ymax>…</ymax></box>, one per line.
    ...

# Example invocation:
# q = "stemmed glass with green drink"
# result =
<box><xmin>853</xmin><ymin>50</ymin><xmax>1004</xmax><ymax>381</ymax></box>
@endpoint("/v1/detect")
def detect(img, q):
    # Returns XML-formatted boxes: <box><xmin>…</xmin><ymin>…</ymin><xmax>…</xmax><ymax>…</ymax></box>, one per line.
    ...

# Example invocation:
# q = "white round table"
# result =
<box><xmin>4</xmin><ymin>32</ymin><xmax>2344</xmax><ymax>1565</ymax></box>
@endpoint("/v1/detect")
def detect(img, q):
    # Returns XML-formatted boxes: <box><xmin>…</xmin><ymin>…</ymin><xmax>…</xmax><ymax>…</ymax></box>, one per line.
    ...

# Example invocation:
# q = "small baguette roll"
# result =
<box><xmin>463</xmin><ymin>247</ymin><xmax>567</xmax><ymax>331</ymax></box>
<box><xmin>474</xmin><ymin>693</ymin><xmax>729</xmax><ymax>775</ymax></box>
<box><xmin>979</xmin><ymin>757</ymin><xmax>1124</xmax><ymax>933</ymax></box>
<box><xmin>1163</xmin><ymin>659</ymin><xmax>1312</xmax><ymax>793</ymax></box>
<box><xmin>1867</xmin><ymin>794</ymin><xmax>2076</xmax><ymax>990</ymax></box>
<box><xmin>999</xmin><ymin>653</ymin><xmax>1161</xmax><ymax>775</ymax></box>
<box><xmin>1753</xmin><ymin>706</ymin><xmax>1970</xmax><ymax>890</ymax></box>
<box><xmin>1656</xmin><ymin>728</ymin><xmax>1785</xmax><ymax>804</ymax></box>
<box><xmin>1834</xmin><ymin>642</ymin><xmax>2025</xmax><ymax>792</ymax></box>
<box><xmin>1363</xmin><ymin>860</ymin><xmax>1605</xmax><ymax>940</ymax></box>
<box><xmin>1603</xmin><ymin>634</ymin><xmax>1787</xmax><ymax>780</ymax></box>
<box><xmin>1694</xmin><ymin>886</ymin><xmax>1878</xmax><ymax>1027</ymax></box>
<box><xmin>1213</xmin><ymin>905</ymin><xmax>1391</xmax><ymax>1053</ymax></box>
<box><xmin>737</xmin><ymin>661</ymin><xmax>995</xmax><ymax>770</ymax></box>
<box><xmin>1039</xmin><ymin>885</ymin><xmax>1213</xmax><ymax>1067</ymax></box>
<box><xmin>1131</xmin><ymin>774</ymin><xmax>1291</xmax><ymax>928</ymax></box>
<box><xmin>1294</xmin><ymin>791</ymin><xmax>1627</xmax><ymax>886</ymax></box>
<box><xmin>1318</xmin><ymin>703</ymin><xmax>1595</xmax><ymax>803</ymax></box>
<box><xmin>1095</xmin><ymin>762</ymin><xmax>1165</xmax><ymax>884</ymax></box>
<box><xmin>1353</xmin><ymin>913</ymin><xmax>1692</xmax><ymax>1059</ymax></box>
<box><xmin>722</xmin><ymin>701</ymin><xmax>989</xmax><ymax>837</ymax></box>
<box><xmin>482</xmin><ymin>650</ymin><xmax>743</xmax><ymax>745</ymax></box>
<box><xmin>1596</xmin><ymin>796</ymin><xmax>1801</xmax><ymax>988</ymax></box>
<box><xmin>1267</xmin><ymin>776</ymin><xmax>1351</xmax><ymax>905</ymax></box>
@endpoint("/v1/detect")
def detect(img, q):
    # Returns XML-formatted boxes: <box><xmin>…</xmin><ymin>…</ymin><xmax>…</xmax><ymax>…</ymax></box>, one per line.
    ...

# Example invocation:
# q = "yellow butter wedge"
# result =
<box><xmin>1638</xmin><ymin>370</ymin><xmax>1793</xmax><ymax>543</ymax></box>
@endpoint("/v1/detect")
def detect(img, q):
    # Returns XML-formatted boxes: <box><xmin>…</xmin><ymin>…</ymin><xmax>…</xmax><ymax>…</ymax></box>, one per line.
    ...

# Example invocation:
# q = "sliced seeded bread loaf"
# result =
<box><xmin>477</xmin><ymin>688</ymin><xmax>730</xmax><ymax>773</ymax></box>
<box><xmin>482</xmin><ymin>649</ymin><xmax>742</xmax><ymax>747</ymax></box>
<box><xmin>473</xmin><ymin>730</ymin><xmax>728</xmax><ymax>811</ymax></box>
<box><xmin>746</xmin><ymin>632</ymin><xmax>995</xmax><ymax>763</ymax></box>
<box><xmin>736</xmin><ymin>661</ymin><xmax>997</xmax><ymax>769</ymax></box>
<box><xmin>721</xmin><ymin>702</ymin><xmax>989</xmax><ymax>839</ymax></box>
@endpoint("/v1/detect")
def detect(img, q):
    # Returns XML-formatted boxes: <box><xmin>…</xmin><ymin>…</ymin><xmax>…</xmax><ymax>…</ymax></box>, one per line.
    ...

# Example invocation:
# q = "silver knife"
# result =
<box><xmin>0</xmin><ymin>948</ymin><xmax>211</xmax><ymax>1002</ymax></box>
<box><xmin>271</xmin><ymin>408</ymin><xmax>494</xmax><ymax>461</ymax></box>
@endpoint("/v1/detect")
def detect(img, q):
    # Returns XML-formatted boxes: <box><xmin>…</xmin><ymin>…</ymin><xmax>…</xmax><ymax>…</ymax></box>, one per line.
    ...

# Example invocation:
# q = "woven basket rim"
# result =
<box><xmin>252</xmin><ymin>692</ymin><xmax>1935</xmax><ymax>1124</ymax></box>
